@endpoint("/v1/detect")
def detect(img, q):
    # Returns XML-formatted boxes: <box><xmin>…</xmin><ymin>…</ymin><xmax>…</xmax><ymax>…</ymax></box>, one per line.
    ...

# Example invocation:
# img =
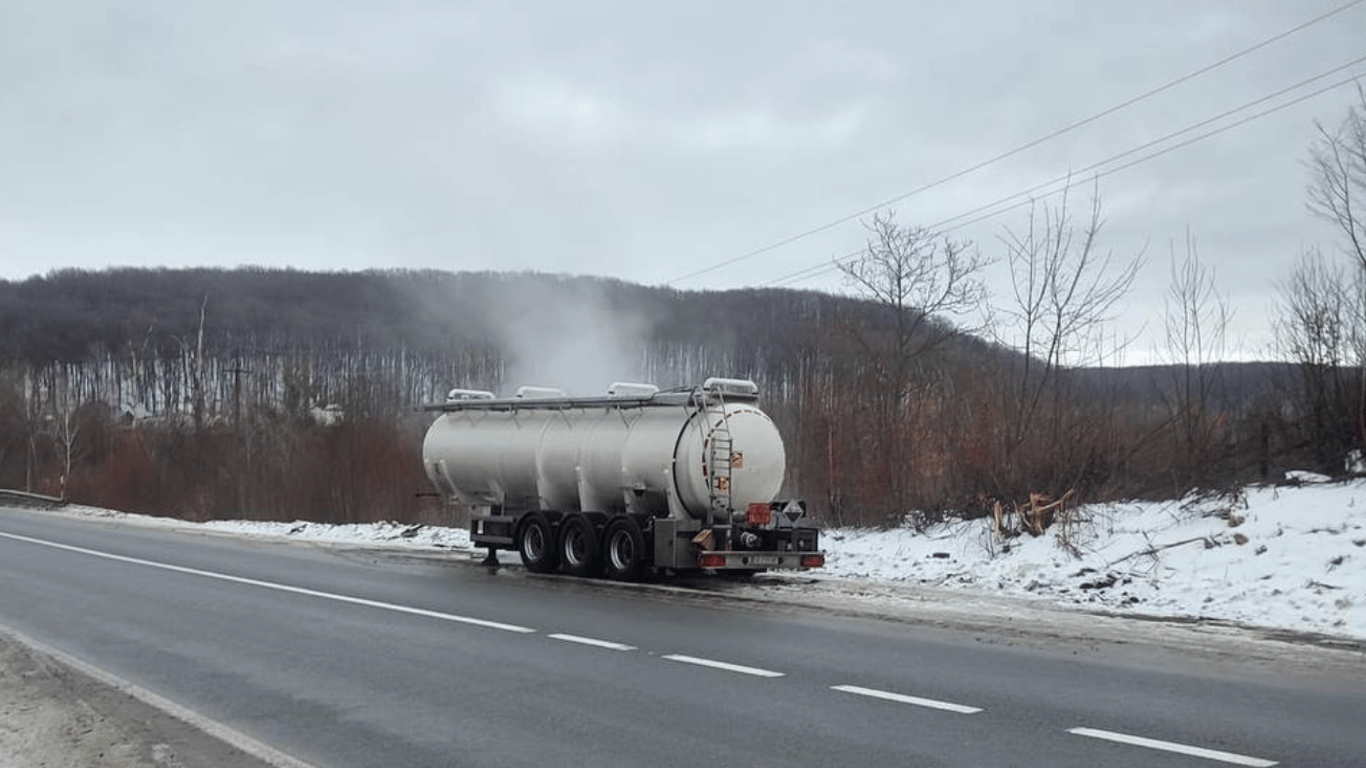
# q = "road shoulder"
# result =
<box><xmin>0</xmin><ymin>626</ymin><xmax>307</xmax><ymax>768</ymax></box>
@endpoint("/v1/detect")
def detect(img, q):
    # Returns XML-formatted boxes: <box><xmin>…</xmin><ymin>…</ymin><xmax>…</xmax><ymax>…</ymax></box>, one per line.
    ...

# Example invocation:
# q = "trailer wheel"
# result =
<box><xmin>602</xmin><ymin>516</ymin><xmax>646</xmax><ymax>582</ymax></box>
<box><xmin>558</xmin><ymin>514</ymin><xmax>602</xmax><ymax>577</ymax></box>
<box><xmin>518</xmin><ymin>511</ymin><xmax>559</xmax><ymax>574</ymax></box>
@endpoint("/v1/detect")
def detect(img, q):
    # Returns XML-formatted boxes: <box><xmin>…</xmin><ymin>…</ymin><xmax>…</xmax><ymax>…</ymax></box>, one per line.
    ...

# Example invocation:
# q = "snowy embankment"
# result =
<box><xmin>820</xmin><ymin>475</ymin><xmax>1364</xmax><ymax>639</ymax></box>
<box><xmin>68</xmin><ymin>475</ymin><xmax>1366</xmax><ymax>641</ymax></box>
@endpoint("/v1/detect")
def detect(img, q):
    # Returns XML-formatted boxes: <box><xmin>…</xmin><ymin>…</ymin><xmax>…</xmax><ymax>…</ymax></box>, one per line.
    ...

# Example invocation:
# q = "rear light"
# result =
<box><xmin>698</xmin><ymin>553</ymin><xmax>727</xmax><ymax>568</ymax></box>
<box><xmin>745</xmin><ymin>502</ymin><xmax>772</xmax><ymax>527</ymax></box>
<box><xmin>800</xmin><ymin>554</ymin><xmax>825</xmax><ymax>568</ymax></box>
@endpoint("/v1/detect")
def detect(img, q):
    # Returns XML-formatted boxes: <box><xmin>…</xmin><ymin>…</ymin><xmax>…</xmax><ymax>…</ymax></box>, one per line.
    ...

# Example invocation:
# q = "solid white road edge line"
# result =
<box><xmin>0</xmin><ymin>530</ymin><xmax>537</xmax><ymax>634</ymax></box>
<box><xmin>547</xmin><ymin>633</ymin><xmax>637</xmax><ymax>651</ymax></box>
<box><xmin>831</xmin><ymin>684</ymin><xmax>983</xmax><ymax>714</ymax></box>
<box><xmin>1068</xmin><ymin>727</ymin><xmax>1278</xmax><ymax>767</ymax></box>
<box><xmin>661</xmin><ymin>654</ymin><xmax>785</xmax><ymax>677</ymax></box>
<box><xmin>0</xmin><ymin>624</ymin><xmax>320</xmax><ymax>768</ymax></box>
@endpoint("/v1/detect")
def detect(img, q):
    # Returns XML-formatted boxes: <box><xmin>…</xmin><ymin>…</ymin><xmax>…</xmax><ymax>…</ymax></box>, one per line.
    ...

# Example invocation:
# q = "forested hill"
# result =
<box><xmin>0</xmin><ymin>267</ymin><xmax>1321</xmax><ymax>526</ymax></box>
<box><xmin>0</xmin><ymin>265</ymin><xmax>1287</xmax><ymax>402</ymax></box>
<box><xmin>0</xmin><ymin>267</ymin><xmax>900</xmax><ymax>369</ymax></box>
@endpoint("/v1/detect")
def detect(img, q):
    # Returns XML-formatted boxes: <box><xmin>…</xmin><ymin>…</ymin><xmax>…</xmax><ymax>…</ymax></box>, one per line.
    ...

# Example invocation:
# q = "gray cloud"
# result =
<box><xmin>1</xmin><ymin>0</ymin><xmax>1361</xmax><ymax>361</ymax></box>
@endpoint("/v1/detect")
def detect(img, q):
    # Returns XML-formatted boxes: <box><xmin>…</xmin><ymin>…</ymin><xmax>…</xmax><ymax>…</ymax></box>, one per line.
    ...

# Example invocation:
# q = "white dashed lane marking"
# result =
<box><xmin>662</xmin><ymin>654</ymin><xmax>785</xmax><ymax>677</ymax></box>
<box><xmin>0</xmin><ymin>527</ymin><xmax>1285</xmax><ymax>768</ymax></box>
<box><xmin>547</xmin><ymin>633</ymin><xmax>636</xmax><ymax>651</ymax></box>
<box><xmin>831</xmin><ymin>684</ymin><xmax>983</xmax><ymax>714</ymax></box>
<box><xmin>1068</xmin><ymin>727</ymin><xmax>1278</xmax><ymax>767</ymax></box>
<box><xmin>0</xmin><ymin>531</ymin><xmax>538</xmax><ymax>634</ymax></box>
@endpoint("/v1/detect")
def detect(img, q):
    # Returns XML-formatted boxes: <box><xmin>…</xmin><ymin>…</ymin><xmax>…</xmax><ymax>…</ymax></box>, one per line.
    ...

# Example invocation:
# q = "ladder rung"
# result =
<box><xmin>708</xmin><ymin>405</ymin><xmax>734</xmax><ymax>514</ymax></box>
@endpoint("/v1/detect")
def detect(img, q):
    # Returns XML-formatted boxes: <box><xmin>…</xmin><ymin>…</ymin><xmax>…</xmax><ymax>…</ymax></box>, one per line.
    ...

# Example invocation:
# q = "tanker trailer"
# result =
<box><xmin>421</xmin><ymin>377</ymin><xmax>823</xmax><ymax>580</ymax></box>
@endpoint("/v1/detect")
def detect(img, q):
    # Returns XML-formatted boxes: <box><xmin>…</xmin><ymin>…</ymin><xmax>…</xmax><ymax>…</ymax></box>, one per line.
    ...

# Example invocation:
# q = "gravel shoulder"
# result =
<box><xmin>0</xmin><ymin>628</ymin><xmax>287</xmax><ymax>768</ymax></box>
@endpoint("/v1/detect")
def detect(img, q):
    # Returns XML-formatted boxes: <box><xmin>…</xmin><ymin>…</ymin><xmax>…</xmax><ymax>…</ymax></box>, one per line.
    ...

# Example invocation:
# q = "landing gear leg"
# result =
<box><xmin>482</xmin><ymin>547</ymin><xmax>500</xmax><ymax>566</ymax></box>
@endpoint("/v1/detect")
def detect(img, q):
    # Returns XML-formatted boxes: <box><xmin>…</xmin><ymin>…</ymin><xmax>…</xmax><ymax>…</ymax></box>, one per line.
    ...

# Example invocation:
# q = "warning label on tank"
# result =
<box><xmin>732</xmin><ymin>452</ymin><xmax>744</xmax><ymax>469</ymax></box>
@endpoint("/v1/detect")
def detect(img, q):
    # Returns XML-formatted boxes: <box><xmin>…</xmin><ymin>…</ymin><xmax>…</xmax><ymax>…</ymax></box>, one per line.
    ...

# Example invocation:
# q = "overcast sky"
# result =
<box><xmin>2</xmin><ymin>1</ymin><xmax>1363</xmax><ymax>363</ymax></box>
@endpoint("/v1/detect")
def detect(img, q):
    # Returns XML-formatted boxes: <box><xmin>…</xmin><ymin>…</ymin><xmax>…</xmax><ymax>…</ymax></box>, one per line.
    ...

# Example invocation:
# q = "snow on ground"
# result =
<box><xmin>819</xmin><ymin>475</ymin><xmax>1365</xmax><ymax>639</ymax></box>
<box><xmin>62</xmin><ymin>475</ymin><xmax>1366</xmax><ymax>640</ymax></box>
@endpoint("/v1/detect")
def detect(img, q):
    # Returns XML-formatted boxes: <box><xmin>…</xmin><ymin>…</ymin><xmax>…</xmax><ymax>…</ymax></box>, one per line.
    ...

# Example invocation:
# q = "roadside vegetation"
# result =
<box><xmin>2</xmin><ymin>91</ymin><xmax>1363</xmax><ymax>530</ymax></box>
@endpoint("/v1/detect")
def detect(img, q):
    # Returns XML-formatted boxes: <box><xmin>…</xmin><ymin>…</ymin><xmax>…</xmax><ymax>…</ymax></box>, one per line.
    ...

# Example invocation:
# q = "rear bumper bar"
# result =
<box><xmin>696</xmin><ymin>550</ymin><xmax>825</xmax><ymax>570</ymax></box>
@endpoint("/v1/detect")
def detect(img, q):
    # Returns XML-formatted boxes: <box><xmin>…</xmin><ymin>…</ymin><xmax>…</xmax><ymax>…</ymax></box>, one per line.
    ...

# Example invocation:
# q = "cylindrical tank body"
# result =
<box><xmin>422</xmin><ymin>397</ymin><xmax>785</xmax><ymax>519</ymax></box>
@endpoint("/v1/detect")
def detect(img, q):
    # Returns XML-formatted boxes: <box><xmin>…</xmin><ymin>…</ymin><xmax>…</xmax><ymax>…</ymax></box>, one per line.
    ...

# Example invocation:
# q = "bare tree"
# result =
<box><xmin>53</xmin><ymin>406</ymin><xmax>80</xmax><ymax>501</ymax></box>
<box><xmin>838</xmin><ymin>211</ymin><xmax>990</xmax><ymax>387</ymax></box>
<box><xmin>36</xmin><ymin>365</ymin><xmax>88</xmax><ymax>501</ymax></box>
<box><xmin>1306</xmin><ymin>82</ymin><xmax>1366</xmax><ymax>272</ymax></box>
<box><xmin>189</xmin><ymin>294</ymin><xmax>208</xmax><ymax>430</ymax></box>
<box><xmin>26</xmin><ymin>364</ymin><xmax>51</xmax><ymax>493</ymax></box>
<box><xmin>1297</xmin><ymin>83</ymin><xmax>1366</xmax><ymax>472</ymax></box>
<box><xmin>993</xmin><ymin>181</ymin><xmax>1143</xmax><ymax>496</ymax></box>
<box><xmin>1161</xmin><ymin>229</ymin><xmax>1231</xmax><ymax>492</ymax></box>
<box><xmin>0</xmin><ymin>368</ymin><xmax>26</xmax><ymax>489</ymax></box>
<box><xmin>1274</xmin><ymin>246</ymin><xmax>1360</xmax><ymax>471</ymax></box>
<box><xmin>836</xmin><ymin>211</ymin><xmax>989</xmax><ymax>517</ymax></box>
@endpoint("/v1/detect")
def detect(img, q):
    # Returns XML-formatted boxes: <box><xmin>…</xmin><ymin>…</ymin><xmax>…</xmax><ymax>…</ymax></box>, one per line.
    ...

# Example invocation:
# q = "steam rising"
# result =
<box><xmin>405</xmin><ymin>272</ymin><xmax>656</xmax><ymax>396</ymax></box>
<box><xmin>496</xmin><ymin>278</ymin><xmax>652</xmax><ymax>395</ymax></box>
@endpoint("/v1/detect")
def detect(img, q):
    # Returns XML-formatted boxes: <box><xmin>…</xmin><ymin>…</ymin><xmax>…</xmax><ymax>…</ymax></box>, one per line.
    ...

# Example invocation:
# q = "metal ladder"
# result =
<box><xmin>707</xmin><ymin>399</ymin><xmax>734</xmax><ymax>519</ymax></box>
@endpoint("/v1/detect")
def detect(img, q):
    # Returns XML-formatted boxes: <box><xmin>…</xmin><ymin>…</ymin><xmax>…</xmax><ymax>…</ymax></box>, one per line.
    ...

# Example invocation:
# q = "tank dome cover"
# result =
<box><xmin>516</xmin><ymin>386</ymin><xmax>568</xmax><ymax>399</ymax></box>
<box><xmin>701</xmin><ymin>377</ymin><xmax>759</xmax><ymax>399</ymax></box>
<box><xmin>607</xmin><ymin>382</ymin><xmax>660</xmax><ymax>398</ymax></box>
<box><xmin>446</xmin><ymin>388</ymin><xmax>495</xmax><ymax>402</ymax></box>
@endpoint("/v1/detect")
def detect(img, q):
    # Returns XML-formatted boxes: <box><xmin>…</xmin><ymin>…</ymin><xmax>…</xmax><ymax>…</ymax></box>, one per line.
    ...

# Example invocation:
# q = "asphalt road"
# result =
<box><xmin>1</xmin><ymin>506</ymin><xmax>1362</xmax><ymax>768</ymax></box>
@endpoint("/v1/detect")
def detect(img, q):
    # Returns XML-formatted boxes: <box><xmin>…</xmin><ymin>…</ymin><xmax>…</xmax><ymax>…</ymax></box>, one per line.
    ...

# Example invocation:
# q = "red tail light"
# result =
<box><xmin>800</xmin><ymin>554</ymin><xmax>825</xmax><ymax>568</ymax></box>
<box><xmin>697</xmin><ymin>553</ymin><xmax>727</xmax><ymax>568</ymax></box>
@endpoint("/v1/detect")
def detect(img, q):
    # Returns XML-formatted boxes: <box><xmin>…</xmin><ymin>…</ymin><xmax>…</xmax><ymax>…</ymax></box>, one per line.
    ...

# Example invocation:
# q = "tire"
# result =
<box><xmin>558</xmin><ymin>513</ymin><xmax>602</xmax><ymax>578</ymax></box>
<box><xmin>602</xmin><ymin>516</ymin><xmax>646</xmax><ymax>582</ymax></box>
<box><xmin>518</xmin><ymin>511</ymin><xmax>559</xmax><ymax>574</ymax></box>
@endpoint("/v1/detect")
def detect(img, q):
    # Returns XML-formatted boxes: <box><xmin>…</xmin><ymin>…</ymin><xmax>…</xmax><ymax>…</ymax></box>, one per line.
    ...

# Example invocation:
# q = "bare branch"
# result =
<box><xmin>837</xmin><ymin>210</ymin><xmax>991</xmax><ymax>397</ymax></box>
<box><xmin>1160</xmin><ymin>229</ymin><xmax>1231</xmax><ymax>492</ymax></box>
<box><xmin>1305</xmin><ymin>82</ymin><xmax>1366</xmax><ymax>272</ymax></box>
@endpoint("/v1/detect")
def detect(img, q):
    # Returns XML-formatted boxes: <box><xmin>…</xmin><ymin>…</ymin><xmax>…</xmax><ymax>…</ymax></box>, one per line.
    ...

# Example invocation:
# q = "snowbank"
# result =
<box><xmin>50</xmin><ymin>477</ymin><xmax>1366</xmax><ymax>640</ymax></box>
<box><xmin>821</xmin><ymin>477</ymin><xmax>1365</xmax><ymax>638</ymax></box>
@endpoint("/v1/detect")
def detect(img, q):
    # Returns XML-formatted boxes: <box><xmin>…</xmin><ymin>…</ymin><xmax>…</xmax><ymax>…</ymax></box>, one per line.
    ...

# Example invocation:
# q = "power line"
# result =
<box><xmin>771</xmin><ymin>71</ymin><xmax>1366</xmax><ymax>289</ymax></box>
<box><xmin>667</xmin><ymin>0</ymin><xmax>1365</xmax><ymax>287</ymax></box>
<box><xmin>931</xmin><ymin>55</ymin><xmax>1366</xmax><ymax>233</ymax></box>
<box><xmin>764</xmin><ymin>63</ymin><xmax>1366</xmax><ymax>289</ymax></box>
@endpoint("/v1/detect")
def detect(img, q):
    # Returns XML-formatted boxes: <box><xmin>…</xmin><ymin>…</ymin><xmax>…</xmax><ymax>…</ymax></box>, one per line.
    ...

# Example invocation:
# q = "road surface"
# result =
<box><xmin>1</xmin><ymin>505</ymin><xmax>1362</xmax><ymax>767</ymax></box>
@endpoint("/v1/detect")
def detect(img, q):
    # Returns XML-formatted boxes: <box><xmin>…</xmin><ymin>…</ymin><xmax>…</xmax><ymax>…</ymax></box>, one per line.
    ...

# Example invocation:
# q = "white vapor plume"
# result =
<box><xmin>494</xmin><ymin>277</ymin><xmax>652</xmax><ymax>395</ymax></box>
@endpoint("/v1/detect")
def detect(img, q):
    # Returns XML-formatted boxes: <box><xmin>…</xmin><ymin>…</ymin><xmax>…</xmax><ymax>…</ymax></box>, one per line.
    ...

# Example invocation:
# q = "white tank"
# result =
<box><xmin>422</xmin><ymin>380</ymin><xmax>786</xmax><ymax>519</ymax></box>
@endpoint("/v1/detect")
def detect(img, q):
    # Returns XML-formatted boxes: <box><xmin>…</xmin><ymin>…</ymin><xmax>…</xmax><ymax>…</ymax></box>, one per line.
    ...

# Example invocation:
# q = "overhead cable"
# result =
<box><xmin>668</xmin><ymin>0</ymin><xmax>1365</xmax><ymax>287</ymax></box>
<box><xmin>764</xmin><ymin>63</ymin><xmax>1366</xmax><ymax>288</ymax></box>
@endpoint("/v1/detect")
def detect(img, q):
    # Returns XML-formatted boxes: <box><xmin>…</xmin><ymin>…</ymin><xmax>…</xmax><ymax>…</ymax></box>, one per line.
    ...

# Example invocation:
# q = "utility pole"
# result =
<box><xmin>228</xmin><ymin>364</ymin><xmax>250</xmax><ymax>429</ymax></box>
<box><xmin>227</xmin><ymin>350</ymin><xmax>252</xmax><ymax>515</ymax></box>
